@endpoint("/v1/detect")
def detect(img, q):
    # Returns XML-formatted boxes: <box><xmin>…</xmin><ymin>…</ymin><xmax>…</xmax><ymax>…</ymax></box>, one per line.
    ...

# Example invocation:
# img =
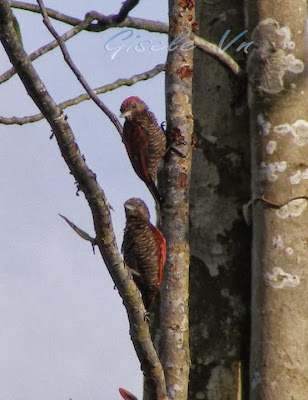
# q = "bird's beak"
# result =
<box><xmin>120</xmin><ymin>110</ymin><xmax>132</xmax><ymax>118</ymax></box>
<box><xmin>124</xmin><ymin>204</ymin><xmax>136</xmax><ymax>211</ymax></box>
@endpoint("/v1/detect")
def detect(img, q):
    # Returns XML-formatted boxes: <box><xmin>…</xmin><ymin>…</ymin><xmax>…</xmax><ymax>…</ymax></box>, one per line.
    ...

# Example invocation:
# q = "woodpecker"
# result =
<box><xmin>122</xmin><ymin>198</ymin><xmax>166</xmax><ymax>310</ymax></box>
<box><xmin>120</xmin><ymin>97</ymin><xmax>166</xmax><ymax>205</ymax></box>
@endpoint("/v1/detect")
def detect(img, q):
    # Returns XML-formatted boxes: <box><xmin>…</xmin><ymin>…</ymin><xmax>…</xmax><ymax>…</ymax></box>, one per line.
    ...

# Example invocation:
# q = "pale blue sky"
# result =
<box><xmin>0</xmin><ymin>1</ymin><xmax>168</xmax><ymax>399</ymax></box>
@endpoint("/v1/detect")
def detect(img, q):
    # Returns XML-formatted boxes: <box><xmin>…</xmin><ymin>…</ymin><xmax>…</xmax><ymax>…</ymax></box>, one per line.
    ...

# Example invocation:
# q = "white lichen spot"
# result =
<box><xmin>257</xmin><ymin>113</ymin><xmax>265</xmax><ymax>125</ymax></box>
<box><xmin>272</xmin><ymin>234</ymin><xmax>283</xmax><ymax>248</ymax></box>
<box><xmin>276</xmin><ymin>204</ymin><xmax>290</xmax><ymax>219</ymax></box>
<box><xmin>289</xmin><ymin>170</ymin><xmax>302</xmax><ymax>185</ymax></box>
<box><xmin>168</xmin><ymin>385</ymin><xmax>181</xmax><ymax>399</ymax></box>
<box><xmin>261</xmin><ymin>161</ymin><xmax>287</xmax><ymax>182</ymax></box>
<box><xmin>272</xmin><ymin>120</ymin><xmax>308</xmax><ymax>146</ymax></box>
<box><xmin>300</xmin><ymin>90</ymin><xmax>305</xmax><ymax>95</ymax></box>
<box><xmin>257</xmin><ymin>113</ymin><xmax>271</xmax><ymax>136</ymax></box>
<box><xmin>276</xmin><ymin>26</ymin><xmax>291</xmax><ymax>48</ymax></box>
<box><xmin>289</xmin><ymin>169</ymin><xmax>308</xmax><ymax>185</ymax></box>
<box><xmin>268</xmin><ymin>173</ymin><xmax>278</xmax><ymax>182</ymax></box>
<box><xmin>302</xmin><ymin>169</ymin><xmax>308</xmax><ymax>179</ymax></box>
<box><xmin>285</xmin><ymin>247</ymin><xmax>294</xmax><ymax>256</ymax></box>
<box><xmin>288</xmin><ymin>198</ymin><xmax>307</xmax><ymax>216</ymax></box>
<box><xmin>266</xmin><ymin>140</ymin><xmax>277</xmax><ymax>154</ymax></box>
<box><xmin>276</xmin><ymin>198</ymin><xmax>307</xmax><ymax>218</ymax></box>
<box><xmin>273</xmin><ymin>123</ymin><xmax>291</xmax><ymax>135</ymax></box>
<box><xmin>291</xmin><ymin>119</ymin><xmax>308</xmax><ymax>138</ymax></box>
<box><xmin>275</xmin><ymin>161</ymin><xmax>287</xmax><ymax>172</ymax></box>
<box><xmin>248</xmin><ymin>19</ymin><xmax>303</xmax><ymax>94</ymax></box>
<box><xmin>264</xmin><ymin>267</ymin><xmax>300</xmax><ymax>289</ymax></box>
<box><xmin>290</xmin><ymin>83</ymin><xmax>296</xmax><ymax>89</ymax></box>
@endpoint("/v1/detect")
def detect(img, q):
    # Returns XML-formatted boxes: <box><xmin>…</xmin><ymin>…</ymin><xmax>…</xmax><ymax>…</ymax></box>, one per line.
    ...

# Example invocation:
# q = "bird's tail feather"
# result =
<box><xmin>147</xmin><ymin>180</ymin><xmax>163</xmax><ymax>206</ymax></box>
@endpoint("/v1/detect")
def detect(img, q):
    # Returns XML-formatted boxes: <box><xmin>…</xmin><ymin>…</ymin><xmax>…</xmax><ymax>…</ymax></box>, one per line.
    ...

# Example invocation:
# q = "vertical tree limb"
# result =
<box><xmin>189</xmin><ymin>1</ymin><xmax>251</xmax><ymax>398</ymax></box>
<box><xmin>160</xmin><ymin>1</ymin><xmax>194</xmax><ymax>399</ymax></box>
<box><xmin>246</xmin><ymin>2</ymin><xmax>308</xmax><ymax>399</ymax></box>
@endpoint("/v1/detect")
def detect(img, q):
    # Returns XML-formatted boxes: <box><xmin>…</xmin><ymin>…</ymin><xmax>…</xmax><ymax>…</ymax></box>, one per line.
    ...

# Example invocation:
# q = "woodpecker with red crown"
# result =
<box><xmin>120</xmin><ymin>97</ymin><xmax>166</xmax><ymax>205</ymax></box>
<box><xmin>122</xmin><ymin>198</ymin><xmax>166</xmax><ymax>311</ymax></box>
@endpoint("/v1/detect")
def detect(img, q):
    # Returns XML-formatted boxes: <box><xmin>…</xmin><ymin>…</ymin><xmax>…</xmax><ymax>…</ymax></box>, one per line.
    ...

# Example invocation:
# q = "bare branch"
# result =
<box><xmin>113</xmin><ymin>0</ymin><xmax>139</xmax><ymax>23</ymax></box>
<box><xmin>11</xmin><ymin>1</ymin><xmax>82</xmax><ymax>25</ymax></box>
<box><xmin>0</xmin><ymin>2</ymin><xmax>166</xmax><ymax>397</ymax></box>
<box><xmin>37</xmin><ymin>0</ymin><xmax>123</xmax><ymax>137</ymax></box>
<box><xmin>0</xmin><ymin>63</ymin><xmax>165</xmax><ymax>125</ymax></box>
<box><xmin>10</xmin><ymin>1</ymin><xmax>239</xmax><ymax>74</ymax></box>
<box><xmin>0</xmin><ymin>18</ymin><xmax>94</xmax><ymax>84</ymax></box>
<box><xmin>59</xmin><ymin>213</ymin><xmax>96</xmax><ymax>245</ymax></box>
<box><xmin>11</xmin><ymin>1</ymin><xmax>166</xmax><ymax>32</ymax></box>
<box><xmin>194</xmin><ymin>35</ymin><xmax>240</xmax><ymax>75</ymax></box>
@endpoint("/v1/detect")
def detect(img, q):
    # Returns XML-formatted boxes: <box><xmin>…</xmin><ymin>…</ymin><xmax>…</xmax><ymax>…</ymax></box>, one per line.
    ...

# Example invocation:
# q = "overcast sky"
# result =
<box><xmin>0</xmin><ymin>1</ymin><xmax>168</xmax><ymax>399</ymax></box>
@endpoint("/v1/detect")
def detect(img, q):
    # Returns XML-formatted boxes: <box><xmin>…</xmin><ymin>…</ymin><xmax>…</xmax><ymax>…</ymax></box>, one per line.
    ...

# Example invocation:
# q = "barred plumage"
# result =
<box><xmin>120</xmin><ymin>97</ymin><xmax>166</xmax><ymax>205</ymax></box>
<box><xmin>122</xmin><ymin>198</ymin><xmax>166</xmax><ymax>310</ymax></box>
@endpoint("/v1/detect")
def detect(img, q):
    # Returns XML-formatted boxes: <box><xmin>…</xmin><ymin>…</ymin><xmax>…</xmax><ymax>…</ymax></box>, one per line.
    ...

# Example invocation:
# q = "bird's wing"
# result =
<box><xmin>122</xmin><ymin>231</ymin><xmax>137</xmax><ymax>267</ymax></box>
<box><xmin>123</xmin><ymin>121</ymin><xmax>150</xmax><ymax>182</ymax></box>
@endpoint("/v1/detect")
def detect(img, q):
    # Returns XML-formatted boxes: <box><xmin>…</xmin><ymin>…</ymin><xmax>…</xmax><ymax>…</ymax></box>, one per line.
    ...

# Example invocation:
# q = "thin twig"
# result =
<box><xmin>194</xmin><ymin>35</ymin><xmax>240</xmax><ymax>75</ymax></box>
<box><xmin>59</xmin><ymin>213</ymin><xmax>96</xmax><ymax>245</ymax></box>
<box><xmin>37</xmin><ymin>0</ymin><xmax>123</xmax><ymax>137</ymax></box>
<box><xmin>237</xmin><ymin>360</ymin><xmax>242</xmax><ymax>400</ymax></box>
<box><xmin>113</xmin><ymin>0</ymin><xmax>139</xmax><ymax>23</ymax></box>
<box><xmin>0</xmin><ymin>63</ymin><xmax>165</xmax><ymax>125</ymax></box>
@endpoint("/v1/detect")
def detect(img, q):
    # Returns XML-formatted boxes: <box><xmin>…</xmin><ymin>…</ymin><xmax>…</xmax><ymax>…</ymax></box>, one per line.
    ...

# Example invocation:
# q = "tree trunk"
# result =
<box><xmin>189</xmin><ymin>1</ymin><xmax>251</xmax><ymax>399</ymax></box>
<box><xmin>158</xmin><ymin>1</ymin><xmax>195</xmax><ymax>399</ymax></box>
<box><xmin>246</xmin><ymin>1</ymin><xmax>308</xmax><ymax>399</ymax></box>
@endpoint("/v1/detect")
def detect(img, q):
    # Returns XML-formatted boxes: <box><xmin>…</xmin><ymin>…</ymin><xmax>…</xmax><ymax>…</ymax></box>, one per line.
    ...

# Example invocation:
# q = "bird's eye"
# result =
<box><xmin>131</xmin><ymin>102</ymin><xmax>136</xmax><ymax>108</ymax></box>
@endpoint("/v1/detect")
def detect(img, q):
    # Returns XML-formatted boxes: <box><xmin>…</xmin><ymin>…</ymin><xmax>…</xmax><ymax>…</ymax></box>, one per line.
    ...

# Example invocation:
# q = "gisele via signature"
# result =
<box><xmin>104</xmin><ymin>28</ymin><xmax>254</xmax><ymax>60</ymax></box>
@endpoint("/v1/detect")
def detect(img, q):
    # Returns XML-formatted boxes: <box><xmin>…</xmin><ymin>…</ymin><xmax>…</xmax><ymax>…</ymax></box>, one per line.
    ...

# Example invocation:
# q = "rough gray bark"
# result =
<box><xmin>246</xmin><ymin>1</ymin><xmax>308</xmax><ymax>399</ymax></box>
<box><xmin>189</xmin><ymin>1</ymin><xmax>251</xmax><ymax>399</ymax></box>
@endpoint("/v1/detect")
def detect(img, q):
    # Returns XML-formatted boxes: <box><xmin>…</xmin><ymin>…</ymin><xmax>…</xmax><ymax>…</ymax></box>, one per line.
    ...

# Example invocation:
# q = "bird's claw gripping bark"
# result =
<box><xmin>164</xmin><ymin>145</ymin><xmax>187</xmax><ymax>160</ymax></box>
<box><xmin>144</xmin><ymin>310</ymin><xmax>150</xmax><ymax>322</ymax></box>
<box><xmin>170</xmin><ymin>146</ymin><xmax>187</xmax><ymax>158</ymax></box>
